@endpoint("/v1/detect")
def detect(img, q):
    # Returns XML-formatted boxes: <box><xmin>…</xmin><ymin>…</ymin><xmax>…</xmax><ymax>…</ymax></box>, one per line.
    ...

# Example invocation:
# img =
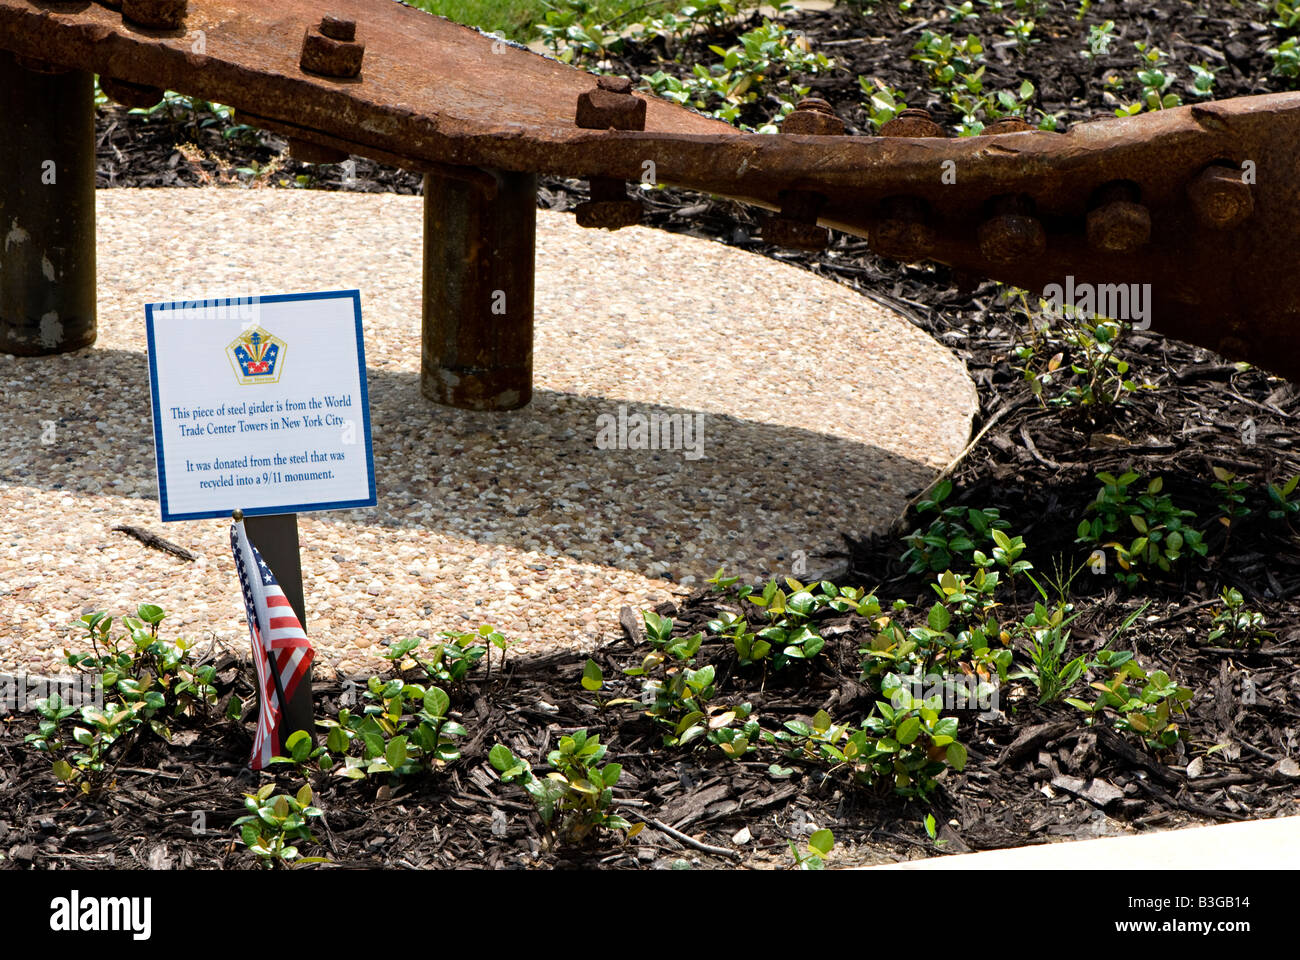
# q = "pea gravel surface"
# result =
<box><xmin>0</xmin><ymin>187</ymin><xmax>976</xmax><ymax>677</ymax></box>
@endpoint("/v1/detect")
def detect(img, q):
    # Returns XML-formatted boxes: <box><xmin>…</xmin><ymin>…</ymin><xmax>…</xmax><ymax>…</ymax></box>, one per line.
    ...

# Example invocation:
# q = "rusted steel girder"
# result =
<box><xmin>1</xmin><ymin>0</ymin><xmax>1299</xmax><ymax>382</ymax></box>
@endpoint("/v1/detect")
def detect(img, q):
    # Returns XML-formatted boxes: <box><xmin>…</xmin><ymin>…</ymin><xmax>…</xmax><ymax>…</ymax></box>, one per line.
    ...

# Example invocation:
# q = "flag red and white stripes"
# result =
<box><xmin>231</xmin><ymin>519</ymin><xmax>314</xmax><ymax>769</ymax></box>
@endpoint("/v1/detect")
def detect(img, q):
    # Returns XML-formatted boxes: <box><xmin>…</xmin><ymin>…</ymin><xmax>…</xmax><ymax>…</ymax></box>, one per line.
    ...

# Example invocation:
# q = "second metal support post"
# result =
<box><xmin>420</xmin><ymin>168</ymin><xmax>537</xmax><ymax>411</ymax></box>
<box><xmin>0</xmin><ymin>50</ymin><xmax>96</xmax><ymax>357</ymax></box>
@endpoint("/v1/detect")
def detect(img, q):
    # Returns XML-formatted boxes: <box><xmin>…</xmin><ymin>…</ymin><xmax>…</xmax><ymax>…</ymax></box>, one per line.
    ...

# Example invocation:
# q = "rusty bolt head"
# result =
<box><xmin>797</xmin><ymin>98</ymin><xmax>834</xmax><ymax>113</ymax></box>
<box><xmin>99</xmin><ymin>76</ymin><xmax>165</xmax><ymax>109</ymax></box>
<box><xmin>575</xmin><ymin>200</ymin><xmax>643</xmax><ymax>230</ymax></box>
<box><xmin>595</xmin><ymin>76</ymin><xmax>634</xmax><ymax>95</ymax></box>
<box><xmin>762</xmin><ymin>217</ymin><xmax>829</xmax><ymax>251</ymax></box>
<box><xmin>980</xmin><ymin>117</ymin><xmax>1033</xmax><ymax>135</ymax></box>
<box><xmin>575</xmin><ymin>86</ymin><xmax>646</xmax><ymax>131</ymax></box>
<box><xmin>301</xmin><ymin>25</ymin><xmax>365</xmax><ymax>79</ymax></box>
<box><xmin>765</xmin><ymin>189</ymin><xmax>829</xmax><ymax>249</ymax></box>
<box><xmin>775</xmin><ymin>189</ymin><xmax>825</xmax><ymax>224</ymax></box>
<box><xmin>588</xmin><ymin>177</ymin><xmax>630</xmax><ymax>203</ymax></box>
<box><xmin>319</xmin><ymin>16</ymin><xmax>357</xmax><ymax>42</ymax></box>
<box><xmin>878</xmin><ymin>108</ymin><xmax>945</xmax><ymax>138</ymax></box>
<box><xmin>575</xmin><ymin>177</ymin><xmax>642</xmax><ymax>230</ymax></box>
<box><xmin>979</xmin><ymin>213</ymin><xmax>1046</xmax><ymax>264</ymax></box>
<box><xmin>121</xmin><ymin>0</ymin><xmax>187</xmax><ymax>30</ymax></box>
<box><xmin>1187</xmin><ymin>164</ymin><xmax>1253</xmax><ymax>229</ymax></box>
<box><xmin>1087</xmin><ymin>200</ymin><xmax>1151</xmax><ymax>253</ymax></box>
<box><xmin>782</xmin><ymin>99</ymin><xmax>845</xmax><ymax>136</ymax></box>
<box><xmin>870</xmin><ymin>196</ymin><xmax>935</xmax><ymax>262</ymax></box>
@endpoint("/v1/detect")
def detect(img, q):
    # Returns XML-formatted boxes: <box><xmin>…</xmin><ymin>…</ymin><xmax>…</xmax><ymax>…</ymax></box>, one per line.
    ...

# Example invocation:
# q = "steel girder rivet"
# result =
<box><xmin>1187</xmin><ymin>163</ymin><xmax>1253</xmax><ymax>229</ymax></box>
<box><xmin>878</xmin><ymin>107</ymin><xmax>946</xmax><ymax>139</ymax></box>
<box><xmin>763</xmin><ymin>218</ymin><xmax>829</xmax><ymax>251</ymax></box>
<box><xmin>782</xmin><ymin>97</ymin><xmax>845</xmax><ymax>136</ymax></box>
<box><xmin>871</xmin><ymin>195</ymin><xmax>935</xmax><ymax>262</ymax></box>
<box><xmin>301</xmin><ymin>18</ymin><xmax>365</xmax><ymax>79</ymax></box>
<box><xmin>575</xmin><ymin>178</ymin><xmax>643</xmax><ymax>230</ymax></box>
<box><xmin>596</xmin><ymin>76</ymin><xmax>634</xmax><ymax>94</ymax></box>
<box><xmin>121</xmin><ymin>0</ymin><xmax>188</xmax><ymax>30</ymax></box>
<box><xmin>575</xmin><ymin>76</ymin><xmax>646</xmax><ymax>130</ymax></box>
<box><xmin>319</xmin><ymin>15</ymin><xmax>357</xmax><ymax>42</ymax></box>
<box><xmin>978</xmin><ymin>194</ymin><xmax>1046</xmax><ymax>264</ymax></box>
<box><xmin>1087</xmin><ymin>181</ymin><xmax>1151</xmax><ymax>254</ymax></box>
<box><xmin>762</xmin><ymin>190</ymin><xmax>829</xmax><ymax>251</ymax></box>
<box><xmin>978</xmin><ymin>117</ymin><xmax>1034</xmax><ymax>135</ymax></box>
<box><xmin>574</xmin><ymin>76</ymin><xmax>645</xmax><ymax>230</ymax></box>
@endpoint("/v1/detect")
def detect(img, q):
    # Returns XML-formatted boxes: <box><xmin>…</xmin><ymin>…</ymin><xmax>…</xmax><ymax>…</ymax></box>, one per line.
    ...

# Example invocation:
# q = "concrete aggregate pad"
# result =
<box><xmin>0</xmin><ymin>188</ymin><xmax>976</xmax><ymax>675</ymax></box>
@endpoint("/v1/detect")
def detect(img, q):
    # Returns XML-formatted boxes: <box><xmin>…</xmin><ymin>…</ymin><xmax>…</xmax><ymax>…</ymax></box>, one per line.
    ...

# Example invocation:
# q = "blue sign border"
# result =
<box><xmin>145</xmin><ymin>289</ymin><xmax>378</xmax><ymax>523</ymax></box>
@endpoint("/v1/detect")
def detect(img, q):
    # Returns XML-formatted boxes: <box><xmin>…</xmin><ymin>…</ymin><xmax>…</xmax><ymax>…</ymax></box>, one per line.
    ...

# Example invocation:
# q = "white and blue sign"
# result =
<box><xmin>146</xmin><ymin>290</ymin><xmax>377</xmax><ymax>522</ymax></box>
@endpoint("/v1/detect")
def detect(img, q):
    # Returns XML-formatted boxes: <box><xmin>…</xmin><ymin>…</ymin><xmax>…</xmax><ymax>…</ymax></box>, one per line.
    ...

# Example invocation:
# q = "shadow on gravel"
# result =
<box><xmin>0</xmin><ymin>347</ymin><xmax>940</xmax><ymax>581</ymax></box>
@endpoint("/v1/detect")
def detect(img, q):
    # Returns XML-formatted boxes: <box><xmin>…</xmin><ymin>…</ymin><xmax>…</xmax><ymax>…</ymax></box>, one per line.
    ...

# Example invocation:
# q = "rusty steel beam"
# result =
<box><xmin>3</xmin><ymin>1</ymin><xmax>1300</xmax><ymax>381</ymax></box>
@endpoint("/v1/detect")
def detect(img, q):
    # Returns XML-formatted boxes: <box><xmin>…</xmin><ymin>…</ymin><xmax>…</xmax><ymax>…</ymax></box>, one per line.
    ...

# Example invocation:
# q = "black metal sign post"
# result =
<box><xmin>243</xmin><ymin>512</ymin><xmax>315</xmax><ymax>745</ymax></box>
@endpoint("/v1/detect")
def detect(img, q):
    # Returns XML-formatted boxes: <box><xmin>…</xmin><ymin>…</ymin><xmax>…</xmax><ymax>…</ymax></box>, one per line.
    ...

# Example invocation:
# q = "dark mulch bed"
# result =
<box><xmin>5</xmin><ymin>1</ymin><xmax>1300</xmax><ymax>869</ymax></box>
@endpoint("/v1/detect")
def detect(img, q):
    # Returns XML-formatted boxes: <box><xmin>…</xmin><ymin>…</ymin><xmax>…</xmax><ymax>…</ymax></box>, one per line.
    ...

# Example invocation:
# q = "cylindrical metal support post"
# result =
<box><xmin>0</xmin><ymin>51</ymin><xmax>96</xmax><ymax>356</ymax></box>
<box><xmin>421</xmin><ymin>168</ymin><xmax>536</xmax><ymax>411</ymax></box>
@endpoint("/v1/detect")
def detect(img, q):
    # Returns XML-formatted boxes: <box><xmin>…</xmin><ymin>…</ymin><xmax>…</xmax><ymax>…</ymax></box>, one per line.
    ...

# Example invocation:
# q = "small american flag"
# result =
<box><xmin>231</xmin><ymin>518</ymin><xmax>314</xmax><ymax>769</ymax></box>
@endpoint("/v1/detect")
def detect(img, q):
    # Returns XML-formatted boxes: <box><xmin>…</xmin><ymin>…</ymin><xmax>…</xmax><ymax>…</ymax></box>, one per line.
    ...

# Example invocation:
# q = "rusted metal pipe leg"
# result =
<box><xmin>421</xmin><ymin>168</ymin><xmax>536</xmax><ymax>411</ymax></box>
<box><xmin>0</xmin><ymin>51</ymin><xmax>96</xmax><ymax>356</ymax></box>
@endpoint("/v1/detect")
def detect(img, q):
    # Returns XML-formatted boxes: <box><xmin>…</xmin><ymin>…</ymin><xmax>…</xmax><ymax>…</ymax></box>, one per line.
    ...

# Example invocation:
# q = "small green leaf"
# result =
<box><xmin>808</xmin><ymin>829</ymin><xmax>834</xmax><ymax>859</ymax></box>
<box><xmin>424</xmin><ymin>686</ymin><xmax>450</xmax><ymax>719</ymax></box>
<box><xmin>947</xmin><ymin>742</ymin><xmax>968</xmax><ymax>770</ymax></box>
<box><xmin>489</xmin><ymin>744</ymin><xmax>516</xmax><ymax>772</ymax></box>
<box><xmin>326</xmin><ymin>726</ymin><xmax>348</xmax><ymax>753</ymax></box>
<box><xmin>897</xmin><ymin>717</ymin><xmax>922</xmax><ymax>744</ymax></box>
<box><xmin>286</xmin><ymin>729</ymin><xmax>312</xmax><ymax>762</ymax></box>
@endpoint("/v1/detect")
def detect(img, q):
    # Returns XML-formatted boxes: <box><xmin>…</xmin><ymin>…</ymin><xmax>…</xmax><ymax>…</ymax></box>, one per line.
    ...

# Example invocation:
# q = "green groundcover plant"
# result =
<box><xmin>490</xmin><ymin>730</ymin><xmax>642</xmax><ymax>845</ymax></box>
<box><xmin>233</xmin><ymin>782</ymin><xmax>328</xmax><ymax>868</ymax></box>
<box><xmin>27</xmin><ymin>604</ymin><xmax>218</xmax><ymax>795</ymax></box>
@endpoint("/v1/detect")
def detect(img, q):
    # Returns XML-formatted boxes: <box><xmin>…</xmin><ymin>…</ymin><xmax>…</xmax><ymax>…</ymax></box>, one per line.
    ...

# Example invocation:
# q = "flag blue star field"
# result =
<box><xmin>231</xmin><ymin>519</ymin><xmax>314</xmax><ymax>769</ymax></box>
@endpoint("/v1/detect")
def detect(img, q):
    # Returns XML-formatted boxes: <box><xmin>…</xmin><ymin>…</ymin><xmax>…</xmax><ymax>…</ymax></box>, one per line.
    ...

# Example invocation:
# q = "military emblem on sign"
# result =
<box><xmin>227</xmin><ymin>327</ymin><xmax>286</xmax><ymax>385</ymax></box>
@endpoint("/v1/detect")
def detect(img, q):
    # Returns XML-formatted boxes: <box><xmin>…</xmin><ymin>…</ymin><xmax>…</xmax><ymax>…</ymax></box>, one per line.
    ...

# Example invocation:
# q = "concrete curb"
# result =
<box><xmin>865</xmin><ymin>815</ymin><xmax>1300</xmax><ymax>869</ymax></box>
